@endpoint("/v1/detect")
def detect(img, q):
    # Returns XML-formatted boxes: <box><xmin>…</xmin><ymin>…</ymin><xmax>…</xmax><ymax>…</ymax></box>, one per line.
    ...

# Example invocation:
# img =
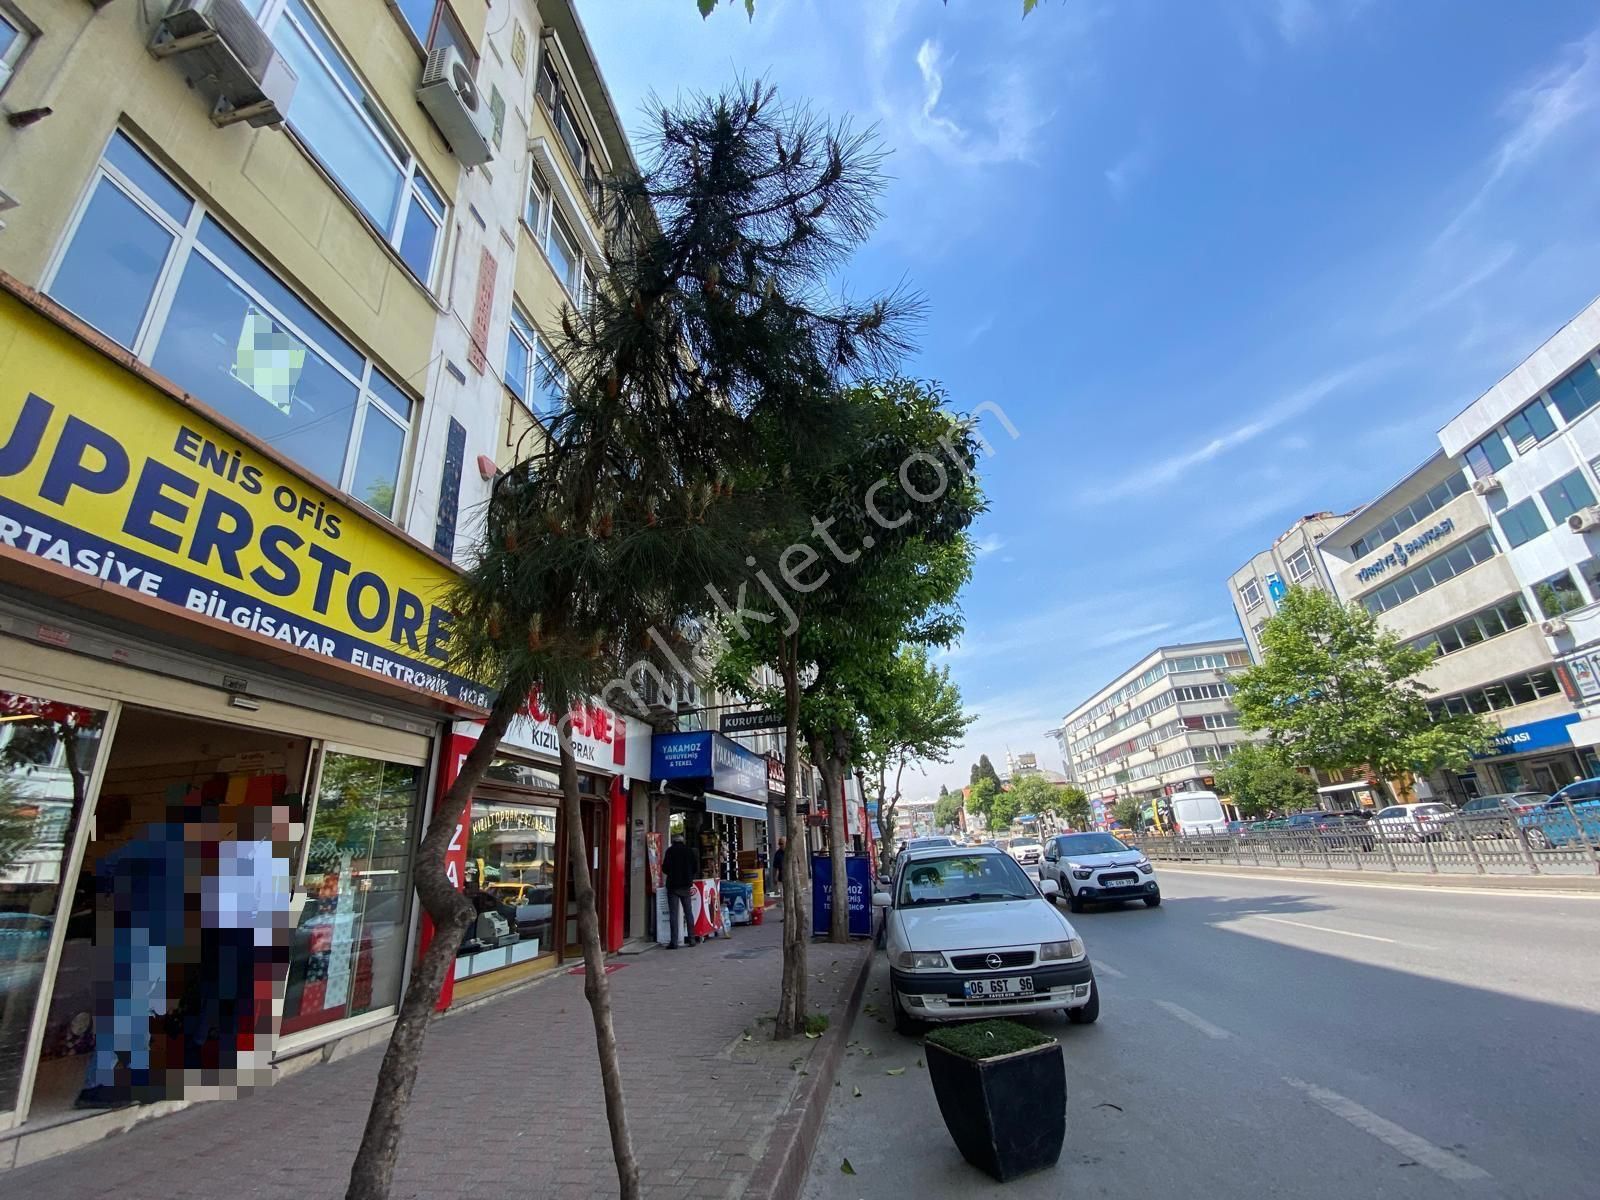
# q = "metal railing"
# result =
<box><xmin>1137</xmin><ymin>805</ymin><xmax>1600</xmax><ymax>877</ymax></box>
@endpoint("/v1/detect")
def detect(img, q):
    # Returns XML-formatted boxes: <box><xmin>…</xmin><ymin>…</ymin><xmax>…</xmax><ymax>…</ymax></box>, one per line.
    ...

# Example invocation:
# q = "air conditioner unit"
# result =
<box><xmin>1569</xmin><ymin>506</ymin><xmax>1600</xmax><ymax>533</ymax></box>
<box><xmin>151</xmin><ymin>0</ymin><xmax>297</xmax><ymax>128</ymax></box>
<box><xmin>418</xmin><ymin>46</ymin><xmax>493</xmax><ymax>166</ymax></box>
<box><xmin>1540</xmin><ymin>618</ymin><xmax>1569</xmax><ymax>637</ymax></box>
<box><xmin>1471</xmin><ymin>475</ymin><xmax>1501</xmax><ymax>495</ymax></box>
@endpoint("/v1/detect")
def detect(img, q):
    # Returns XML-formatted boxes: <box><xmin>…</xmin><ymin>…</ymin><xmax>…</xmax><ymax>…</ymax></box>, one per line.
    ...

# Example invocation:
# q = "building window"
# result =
<box><xmin>505</xmin><ymin>307</ymin><xmax>568</xmax><ymax>417</ymax></box>
<box><xmin>0</xmin><ymin>6</ymin><xmax>35</xmax><ymax>92</ymax></box>
<box><xmin>1363</xmin><ymin>530</ymin><xmax>1498</xmax><ymax>614</ymax></box>
<box><xmin>1428</xmin><ymin>669</ymin><xmax>1561</xmax><ymax>719</ymax></box>
<box><xmin>1285</xmin><ymin>547</ymin><xmax>1315</xmax><ymax>581</ymax></box>
<box><xmin>1549</xmin><ymin>359</ymin><xmax>1600</xmax><ymax>424</ymax></box>
<box><xmin>1465</xmin><ymin>432</ymin><xmax>1512</xmax><ymax>479</ymax></box>
<box><xmin>1496</xmin><ymin>497</ymin><xmax>1547</xmax><ymax>548</ymax></box>
<box><xmin>1505</xmin><ymin>398</ymin><xmax>1557</xmax><ymax>451</ymax></box>
<box><xmin>1412</xmin><ymin>596</ymin><xmax>1528</xmax><ymax>658</ymax></box>
<box><xmin>535</xmin><ymin>43</ymin><xmax>604</xmax><ymax>211</ymax></box>
<box><xmin>262</xmin><ymin>2</ymin><xmax>447</xmax><ymax>289</ymax></box>
<box><xmin>523</xmin><ymin>166</ymin><xmax>585</xmax><ymax>301</ymax></box>
<box><xmin>46</xmin><ymin>132</ymin><xmax>416</xmax><ymax>521</ymax></box>
<box><xmin>1349</xmin><ymin>473</ymin><xmax>1470</xmax><ymax>558</ymax></box>
<box><xmin>1533</xmin><ymin>569</ymin><xmax>1585</xmax><ymax>618</ymax></box>
<box><xmin>547</xmin><ymin>210</ymin><xmax>582</xmax><ymax>295</ymax></box>
<box><xmin>1540</xmin><ymin>469</ymin><xmax>1597</xmax><ymax>526</ymax></box>
<box><xmin>1239</xmin><ymin>579</ymin><xmax>1263</xmax><ymax>610</ymax></box>
<box><xmin>526</xmin><ymin>167</ymin><xmax>549</xmax><ymax>236</ymax></box>
<box><xmin>392</xmin><ymin>0</ymin><xmax>475</xmax><ymax>67</ymax></box>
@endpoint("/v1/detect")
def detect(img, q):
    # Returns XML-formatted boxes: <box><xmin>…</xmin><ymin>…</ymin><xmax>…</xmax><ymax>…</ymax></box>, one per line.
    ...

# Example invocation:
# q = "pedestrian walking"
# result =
<box><xmin>663</xmin><ymin>832</ymin><xmax>699</xmax><ymax>948</ymax></box>
<box><xmin>770</xmin><ymin>835</ymin><xmax>786</xmax><ymax>898</ymax></box>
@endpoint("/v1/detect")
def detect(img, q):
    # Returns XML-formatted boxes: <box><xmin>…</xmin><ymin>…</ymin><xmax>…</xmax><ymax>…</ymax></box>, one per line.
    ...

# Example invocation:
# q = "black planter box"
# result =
<box><xmin>925</xmin><ymin>1036</ymin><xmax>1066</xmax><ymax>1181</ymax></box>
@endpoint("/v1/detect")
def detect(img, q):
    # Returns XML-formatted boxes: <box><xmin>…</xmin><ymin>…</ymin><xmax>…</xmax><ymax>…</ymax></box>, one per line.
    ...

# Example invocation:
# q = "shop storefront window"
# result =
<box><xmin>0</xmin><ymin>690</ymin><xmax>106</xmax><ymax>1115</ymax></box>
<box><xmin>457</xmin><ymin>800</ymin><xmax>557</xmax><ymax>977</ymax></box>
<box><xmin>281</xmin><ymin>753</ymin><xmax>419</xmax><ymax>1036</ymax></box>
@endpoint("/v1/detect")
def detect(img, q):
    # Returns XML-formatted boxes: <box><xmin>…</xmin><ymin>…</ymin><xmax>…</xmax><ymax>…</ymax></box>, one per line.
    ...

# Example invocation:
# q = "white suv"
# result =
<box><xmin>1040</xmin><ymin>831</ymin><xmax>1161</xmax><ymax>912</ymax></box>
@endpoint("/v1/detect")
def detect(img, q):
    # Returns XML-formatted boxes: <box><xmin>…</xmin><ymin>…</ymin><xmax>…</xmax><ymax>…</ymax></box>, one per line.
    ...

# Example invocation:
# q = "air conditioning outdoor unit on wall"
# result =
<box><xmin>1471</xmin><ymin>475</ymin><xmax>1502</xmax><ymax>495</ymax></box>
<box><xmin>150</xmin><ymin>0</ymin><xmax>297</xmax><ymax>128</ymax></box>
<box><xmin>418</xmin><ymin>46</ymin><xmax>493</xmax><ymax>166</ymax></box>
<box><xmin>1568</xmin><ymin>506</ymin><xmax>1600</xmax><ymax>533</ymax></box>
<box><xmin>1540</xmin><ymin>618</ymin><xmax>1569</xmax><ymax>637</ymax></box>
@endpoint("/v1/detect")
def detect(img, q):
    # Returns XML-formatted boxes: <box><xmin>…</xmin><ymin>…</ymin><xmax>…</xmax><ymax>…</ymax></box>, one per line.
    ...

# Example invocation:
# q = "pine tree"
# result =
<box><xmin>346</xmin><ymin>81</ymin><xmax>908</xmax><ymax>1200</ymax></box>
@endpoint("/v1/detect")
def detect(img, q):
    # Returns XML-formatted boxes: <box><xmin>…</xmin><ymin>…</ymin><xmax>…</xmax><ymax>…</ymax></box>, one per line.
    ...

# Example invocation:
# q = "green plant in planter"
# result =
<box><xmin>924</xmin><ymin>1020</ymin><xmax>1066</xmax><ymax>1181</ymax></box>
<box><xmin>926</xmin><ymin>1020</ymin><xmax>1054</xmax><ymax>1059</ymax></box>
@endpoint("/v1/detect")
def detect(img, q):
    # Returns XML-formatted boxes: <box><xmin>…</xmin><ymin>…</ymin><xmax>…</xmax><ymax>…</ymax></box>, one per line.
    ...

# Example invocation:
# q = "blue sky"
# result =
<box><xmin>578</xmin><ymin>0</ymin><xmax>1600</xmax><ymax>798</ymax></box>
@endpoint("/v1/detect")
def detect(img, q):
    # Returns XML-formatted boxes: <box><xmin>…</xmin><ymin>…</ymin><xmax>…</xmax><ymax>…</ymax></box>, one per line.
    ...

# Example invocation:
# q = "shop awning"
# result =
<box><xmin>1317</xmin><ymin>781</ymin><xmax>1372</xmax><ymax>794</ymax></box>
<box><xmin>704</xmin><ymin>793</ymin><xmax>768</xmax><ymax>821</ymax></box>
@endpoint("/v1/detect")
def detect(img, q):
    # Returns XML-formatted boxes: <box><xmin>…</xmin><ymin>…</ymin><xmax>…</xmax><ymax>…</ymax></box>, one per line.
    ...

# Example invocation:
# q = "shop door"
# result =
<box><xmin>1532</xmin><ymin>764</ymin><xmax>1559</xmax><ymax>794</ymax></box>
<box><xmin>0</xmin><ymin>685</ymin><xmax>112</xmax><ymax>1131</ymax></box>
<box><xmin>563</xmin><ymin>799</ymin><xmax>606</xmax><ymax>957</ymax></box>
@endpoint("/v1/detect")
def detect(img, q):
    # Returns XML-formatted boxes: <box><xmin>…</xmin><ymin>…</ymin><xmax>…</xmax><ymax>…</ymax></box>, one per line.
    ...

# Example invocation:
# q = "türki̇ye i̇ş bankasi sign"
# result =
<box><xmin>0</xmin><ymin>294</ymin><xmax>489</xmax><ymax>709</ymax></box>
<box><xmin>1355</xmin><ymin>517</ymin><xmax>1456</xmax><ymax>583</ymax></box>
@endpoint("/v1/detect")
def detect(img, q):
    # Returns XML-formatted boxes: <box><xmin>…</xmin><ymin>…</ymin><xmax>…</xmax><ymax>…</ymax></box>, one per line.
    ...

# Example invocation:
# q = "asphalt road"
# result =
<box><xmin>801</xmin><ymin>866</ymin><xmax>1600</xmax><ymax>1199</ymax></box>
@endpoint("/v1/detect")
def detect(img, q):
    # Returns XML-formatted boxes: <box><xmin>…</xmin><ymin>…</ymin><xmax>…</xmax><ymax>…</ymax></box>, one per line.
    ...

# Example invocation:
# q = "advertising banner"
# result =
<box><xmin>0</xmin><ymin>295</ymin><xmax>487</xmax><ymax>708</ymax></box>
<box><xmin>649</xmin><ymin>731</ymin><xmax>768</xmax><ymax>802</ymax></box>
<box><xmin>811</xmin><ymin>854</ymin><xmax>872</xmax><ymax>938</ymax></box>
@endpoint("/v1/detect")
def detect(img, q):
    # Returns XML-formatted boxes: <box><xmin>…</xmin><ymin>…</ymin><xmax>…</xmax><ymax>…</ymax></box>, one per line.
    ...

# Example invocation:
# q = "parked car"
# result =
<box><xmin>1246</xmin><ymin>817</ymin><xmax>1289</xmax><ymax>837</ymax></box>
<box><xmin>878</xmin><ymin>844</ymin><xmax>1099</xmax><ymax>1034</ymax></box>
<box><xmin>891</xmin><ymin>835</ymin><xmax>959</xmax><ymax>879</ymax></box>
<box><xmin>1373</xmin><ymin>802</ymin><xmax>1451</xmax><ymax>842</ymax></box>
<box><xmin>1458</xmin><ymin>792</ymin><xmax>1548</xmax><ymax>838</ymax></box>
<box><xmin>1518</xmin><ymin>781</ymin><xmax>1600</xmax><ymax>850</ymax></box>
<box><xmin>1285</xmin><ymin>810</ymin><xmax>1375</xmax><ymax>851</ymax></box>
<box><xmin>1008</xmin><ymin>839</ymin><xmax>1043</xmax><ymax>867</ymax></box>
<box><xmin>1225</xmin><ymin>819</ymin><xmax>1251</xmax><ymax>836</ymax></box>
<box><xmin>1170</xmin><ymin>790</ymin><xmax>1229</xmax><ymax>835</ymax></box>
<box><xmin>1039</xmin><ymin>831</ymin><xmax>1161</xmax><ymax>912</ymax></box>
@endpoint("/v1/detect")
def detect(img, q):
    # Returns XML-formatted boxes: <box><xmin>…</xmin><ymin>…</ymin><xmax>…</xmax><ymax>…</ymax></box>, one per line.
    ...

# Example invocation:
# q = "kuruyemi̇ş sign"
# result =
<box><xmin>0</xmin><ymin>293</ymin><xmax>488</xmax><ymax>709</ymax></box>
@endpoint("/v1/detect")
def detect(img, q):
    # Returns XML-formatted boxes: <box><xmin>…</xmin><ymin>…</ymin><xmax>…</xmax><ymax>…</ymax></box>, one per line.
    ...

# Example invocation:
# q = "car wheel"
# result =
<box><xmin>1068</xmin><ymin>891</ymin><xmax>1086</xmax><ymax>914</ymax></box>
<box><xmin>891</xmin><ymin>987</ymin><xmax>921</xmax><ymax>1036</ymax></box>
<box><xmin>1526</xmin><ymin>828</ymin><xmax>1553</xmax><ymax>850</ymax></box>
<box><xmin>1143</xmin><ymin>894</ymin><xmax>1161</xmax><ymax>907</ymax></box>
<box><xmin>1067</xmin><ymin>976</ymin><xmax>1100</xmax><ymax>1024</ymax></box>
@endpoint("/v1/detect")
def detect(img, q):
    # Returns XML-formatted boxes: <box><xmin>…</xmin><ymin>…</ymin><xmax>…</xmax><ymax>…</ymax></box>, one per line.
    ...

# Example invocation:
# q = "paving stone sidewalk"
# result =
<box><xmin>2</xmin><ymin>913</ymin><xmax>869</xmax><ymax>1200</ymax></box>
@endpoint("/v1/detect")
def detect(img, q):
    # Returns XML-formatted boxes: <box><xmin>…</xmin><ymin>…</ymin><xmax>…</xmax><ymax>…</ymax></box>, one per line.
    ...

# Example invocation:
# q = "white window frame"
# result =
<box><xmin>0</xmin><ymin>3</ymin><xmax>36</xmax><ymax>93</ymax></box>
<box><xmin>42</xmin><ymin>130</ymin><xmax>418</xmax><ymax>524</ymax></box>
<box><xmin>1239</xmin><ymin>578</ymin><xmax>1263</xmax><ymax>610</ymax></box>
<box><xmin>1285</xmin><ymin>547</ymin><xmax>1315</xmax><ymax>582</ymax></box>
<box><xmin>252</xmin><ymin>0</ymin><xmax>447</xmax><ymax>291</ymax></box>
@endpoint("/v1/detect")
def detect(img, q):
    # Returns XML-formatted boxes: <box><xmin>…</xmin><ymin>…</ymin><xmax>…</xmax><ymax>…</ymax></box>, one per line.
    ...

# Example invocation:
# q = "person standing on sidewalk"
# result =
<box><xmin>770</xmin><ymin>836</ymin><xmax>786</xmax><ymax>899</ymax></box>
<box><xmin>663</xmin><ymin>832</ymin><xmax>699</xmax><ymax>948</ymax></box>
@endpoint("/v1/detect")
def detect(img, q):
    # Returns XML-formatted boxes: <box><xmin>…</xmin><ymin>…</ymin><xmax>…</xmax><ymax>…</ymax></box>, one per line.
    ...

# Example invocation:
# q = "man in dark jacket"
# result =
<box><xmin>662</xmin><ymin>832</ymin><xmax>699</xmax><ymax>948</ymax></box>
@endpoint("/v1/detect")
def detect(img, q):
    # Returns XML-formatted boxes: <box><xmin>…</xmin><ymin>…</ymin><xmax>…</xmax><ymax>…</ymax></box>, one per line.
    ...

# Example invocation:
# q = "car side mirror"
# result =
<box><xmin>1038</xmin><ymin>878</ymin><xmax>1059</xmax><ymax>898</ymax></box>
<box><xmin>1044</xmin><ymin>851</ymin><xmax>1058</xmax><ymax>862</ymax></box>
<box><xmin>872</xmin><ymin>891</ymin><xmax>892</xmax><ymax>908</ymax></box>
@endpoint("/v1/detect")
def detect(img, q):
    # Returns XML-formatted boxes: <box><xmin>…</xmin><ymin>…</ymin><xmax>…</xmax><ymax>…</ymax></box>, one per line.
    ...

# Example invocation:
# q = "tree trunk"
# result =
<box><xmin>346</xmin><ymin>686</ymin><xmax>524</xmax><ymax>1200</ymax></box>
<box><xmin>775</xmin><ymin>644</ymin><xmax>808</xmax><ymax>1039</ymax></box>
<box><xmin>822</xmin><ymin>724</ymin><xmax>850</xmax><ymax>945</ymax></box>
<box><xmin>559</xmin><ymin>744</ymin><xmax>641</xmax><ymax>1199</ymax></box>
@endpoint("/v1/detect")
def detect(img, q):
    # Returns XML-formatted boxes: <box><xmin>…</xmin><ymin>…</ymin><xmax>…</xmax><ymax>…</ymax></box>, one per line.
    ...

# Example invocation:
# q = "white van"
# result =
<box><xmin>1169</xmin><ymin>790</ymin><xmax>1228</xmax><ymax>835</ymax></box>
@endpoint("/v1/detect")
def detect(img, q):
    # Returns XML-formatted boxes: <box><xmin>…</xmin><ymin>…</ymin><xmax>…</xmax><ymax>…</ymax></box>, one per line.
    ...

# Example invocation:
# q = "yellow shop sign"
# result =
<box><xmin>0</xmin><ymin>295</ymin><xmax>489</xmax><ymax>709</ymax></box>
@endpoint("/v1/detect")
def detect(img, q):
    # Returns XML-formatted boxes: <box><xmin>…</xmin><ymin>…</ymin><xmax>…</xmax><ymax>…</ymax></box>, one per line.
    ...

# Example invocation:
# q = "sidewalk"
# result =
<box><xmin>0</xmin><ymin>911</ymin><xmax>871</xmax><ymax>1200</ymax></box>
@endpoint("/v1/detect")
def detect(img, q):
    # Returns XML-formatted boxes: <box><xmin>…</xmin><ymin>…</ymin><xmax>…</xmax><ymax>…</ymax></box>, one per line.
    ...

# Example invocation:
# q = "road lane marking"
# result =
<box><xmin>1153</xmin><ymin>1000</ymin><xmax>1232</xmax><ymax>1039</ymax></box>
<box><xmin>1158</xmin><ymin>864</ymin><xmax>1600</xmax><ymax>900</ymax></box>
<box><xmin>1093</xmin><ymin>960</ymin><xmax>1126</xmax><ymax>978</ymax></box>
<box><xmin>1250</xmin><ymin>915</ymin><xmax>1398</xmax><ymax>944</ymax></box>
<box><xmin>1283</xmin><ymin>1077</ymin><xmax>1491</xmax><ymax>1183</ymax></box>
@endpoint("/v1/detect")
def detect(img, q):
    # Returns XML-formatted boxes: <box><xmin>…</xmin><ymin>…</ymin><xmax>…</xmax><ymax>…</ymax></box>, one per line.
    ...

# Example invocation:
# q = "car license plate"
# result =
<box><xmin>1105</xmin><ymin>878</ymin><xmax>1134</xmax><ymax>888</ymax></box>
<box><xmin>963</xmin><ymin>976</ymin><xmax>1033</xmax><ymax>999</ymax></box>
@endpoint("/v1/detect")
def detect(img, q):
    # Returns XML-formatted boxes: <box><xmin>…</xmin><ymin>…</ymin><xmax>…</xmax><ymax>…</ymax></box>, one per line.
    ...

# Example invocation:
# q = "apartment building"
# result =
<box><xmin>1227</xmin><ymin>511</ymin><xmax>1354</xmax><ymax>661</ymax></box>
<box><xmin>1055</xmin><ymin>640</ymin><xmax>1256</xmax><ymax>827</ymax></box>
<box><xmin>0</xmin><ymin>0</ymin><xmax>653</xmax><ymax>1153</ymax></box>
<box><xmin>1319</xmin><ymin>450</ymin><xmax>1581</xmax><ymax>804</ymax></box>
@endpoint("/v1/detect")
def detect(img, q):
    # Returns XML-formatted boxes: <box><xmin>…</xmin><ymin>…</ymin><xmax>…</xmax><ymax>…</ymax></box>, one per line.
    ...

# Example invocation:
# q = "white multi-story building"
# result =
<box><xmin>1054</xmin><ymin>640</ymin><xmax>1257</xmax><ymax>827</ymax></box>
<box><xmin>1227</xmin><ymin>511</ymin><xmax>1355</xmax><ymax>661</ymax></box>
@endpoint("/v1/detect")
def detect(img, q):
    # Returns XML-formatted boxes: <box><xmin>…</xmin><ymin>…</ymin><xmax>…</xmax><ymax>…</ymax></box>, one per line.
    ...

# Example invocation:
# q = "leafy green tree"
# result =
<box><xmin>970</xmin><ymin>754</ymin><xmax>1002</xmax><ymax>789</ymax></box>
<box><xmin>1212</xmin><ymin>743</ymin><xmax>1319</xmax><ymax>818</ymax></box>
<box><xmin>1058</xmin><ymin>786</ymin><xmax>1092</xmax><ymax>830</ymax></box>
<box><xmin>1005</xmin><ymin>773</ymin><xmax>1059</xmax><ymax>825</ymax></box>
<box><xmin>1111</xmin><ymin>797</ymin><xmax>1143</xmax><ymax>831</ymax></box>
<box><xmin>349</xmin><ymin>82</ymin><xmax>910</xmax><ymax>1200</ymax></box>
<box><xmin>1233</xmin><ymin>587</ymin><xmax>1495</xmax><ymax>800</ymax></box>
<box><xmin>859</xmin><ymin>648</ymin><xmax>971</xmax><ymax>874</ymax></box>
<box><xmin>933</xmin><ymin>789</ymin><xmax>963</xmax><ymax>830</ymax></box>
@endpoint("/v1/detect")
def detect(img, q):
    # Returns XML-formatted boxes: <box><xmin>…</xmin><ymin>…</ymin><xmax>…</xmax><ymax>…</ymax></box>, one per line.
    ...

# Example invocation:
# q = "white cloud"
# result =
<box><xmin>1268</xmin><ymin>0</ymin><xmax>1320</xmax><ymax>44</ymax></box>
<box><xmin>973</xmin><ymin>534</ymin><xmax>1006</xmax><ymax>557</ymax></box>
<box><xmin>1436</xmin><ymin>29</ymin><xmax>1600</xmax><ymax>246</ymax></box>
<box><xmin>1104</xmin><ymin>144</ymin><xmax>1153</xmax><ymax>197</ymax></box>
<box><xmin>1081</xmin><ymin>360</ymin><xmax>1386</xmax><ymax>503</ymax></box>
<box><xmin>1085</xmin><ymin>621</ymin><xmax>1173</xmax><ymax>650</ymax></box>
<box><xmin>889</xmin><ymin>37</ymin><xmax>1047</xmax><ymax>168</ymax></box>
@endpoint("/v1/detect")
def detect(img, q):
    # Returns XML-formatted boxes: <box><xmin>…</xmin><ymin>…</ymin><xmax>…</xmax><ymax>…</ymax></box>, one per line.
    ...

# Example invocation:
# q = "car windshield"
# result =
<box><xmin>897</xmin><ymin>853</ymin><xmax>1037</xmax><ymax>906</ymax></box>
<box><xmin>1056</xmin><ymin>833</ymin><xmax>1129</xmax><ymax>855</ymax></box>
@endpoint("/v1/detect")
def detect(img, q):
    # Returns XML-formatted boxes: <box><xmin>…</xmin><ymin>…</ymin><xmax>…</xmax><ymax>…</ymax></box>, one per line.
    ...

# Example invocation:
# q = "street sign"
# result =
<box><xmin>721</xmin><ymin>708</ymin><xmax>784</xmax><ymax>734</ymax></box>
